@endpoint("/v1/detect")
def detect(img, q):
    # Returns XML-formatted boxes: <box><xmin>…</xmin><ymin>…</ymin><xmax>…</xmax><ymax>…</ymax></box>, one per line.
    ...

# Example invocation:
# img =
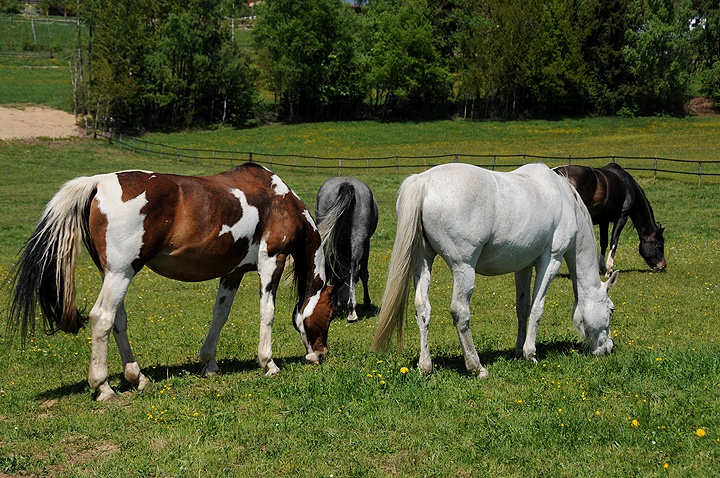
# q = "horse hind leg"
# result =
<box><xmin>414</xmin><ymin>248</ymin><xmax>435</xmax><ymax>375</ymax></box>
<box><xmin>113</xmin><ymin>300</ymin><xmax>150</xmax><ymax>392</ymax></box>
<box><xmin>346</xmin><ymin>259</ymin><xmax>359</xmax><ymax>323</ymax></box>
<box><xmin>200</xmin><ymin>275</ymin><xmax>241</xmax><ymax>377</ymax></box>
<box><xmin>449</xmin><ymin>264</ymin><xmax>488</xmax><ymax>378</ymax></box>
<box><xmin>88</xmin><ymin>271</ymin><xmax>134</xmax><ymax>401</ymax></box>
<box><xmin>359</xmin><ymin>243</ymin><xmax>372</xmax><ymax>309</ymax></box>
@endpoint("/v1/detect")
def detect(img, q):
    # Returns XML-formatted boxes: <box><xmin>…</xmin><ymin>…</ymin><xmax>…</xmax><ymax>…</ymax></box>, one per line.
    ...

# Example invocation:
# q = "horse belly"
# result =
<box><xmin>146</xmin><ymin>241</ymin><xmax>258</xmax><ymax>282</ymax></box>
<box><xmin>473</xmin><ymin>240</ymin><xmax>546</xmax><ymax>276</ymax></box>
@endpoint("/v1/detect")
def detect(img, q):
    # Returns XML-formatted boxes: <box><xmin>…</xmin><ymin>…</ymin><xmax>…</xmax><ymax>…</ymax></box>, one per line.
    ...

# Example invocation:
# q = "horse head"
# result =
<box><xmin>299</xmin><ymin>282</ymin><xmax>338</xmax><ymax>363</ymax></box>
<box><xmin>640</xmin><ymin>224</ymin><xmax>667</xmax><ymax>272</ymax></box>
<box><xmin>574</xmin><ymin>271</ymin><xmax>619</xmax><ymax>356</ymax></box>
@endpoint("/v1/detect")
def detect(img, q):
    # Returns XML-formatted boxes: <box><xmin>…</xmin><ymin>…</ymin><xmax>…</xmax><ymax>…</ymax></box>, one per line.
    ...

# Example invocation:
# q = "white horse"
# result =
<box><xmin>371</xmin><ymin>163</ymin><xmax>618</xmax><ymax>377</ymax></box>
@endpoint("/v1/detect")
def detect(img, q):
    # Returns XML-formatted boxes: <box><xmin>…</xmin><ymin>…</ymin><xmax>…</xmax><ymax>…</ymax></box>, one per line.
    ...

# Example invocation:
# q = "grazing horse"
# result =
<box><xmin>371</xmin><ymin>163</ymin><xmax>618</xmax><ymax>377</ymax></box>
<box><xmin>315</xmin><ymin>177</ymin><xmax>378</xmax><ymax>322</ymax></box>
<box><xmin>554</xmin><ymin>163</ymin><xmax>666</xmax><ymax>274</ymax></box>
<box><xmin>8</xmin><ymin>163</ymin><xmax>336</xmax><ymax>401</ymax></box>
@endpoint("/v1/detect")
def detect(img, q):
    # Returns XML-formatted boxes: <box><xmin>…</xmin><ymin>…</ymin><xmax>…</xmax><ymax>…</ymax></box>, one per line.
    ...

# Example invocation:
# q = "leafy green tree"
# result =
<box><xmin>691</xmin><ymin>1</ymin><xmax>720</xmax><ymax>104</ymax></box>
<box><xmin>253</xmin><ymin>0</ymin><xmax>365</xmax><ymax>120</ymax></box>
<box><xmin>358</xmin><ymin>0</ymin><xmax>453</xmax><ymax>118</ymax></box>
<box><xmin>86</xmin><ymin>0</ymin><xmax>256</xmax><ymax>130</ymax></box>
<box><xmin>623</xmin><ymin>0</ymin><xmax>694</xmax><ymax>115</ymax></box>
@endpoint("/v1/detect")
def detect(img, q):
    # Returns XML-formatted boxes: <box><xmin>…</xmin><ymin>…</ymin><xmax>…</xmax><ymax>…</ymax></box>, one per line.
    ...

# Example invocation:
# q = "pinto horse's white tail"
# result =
<box><xmin>8</xmin><ymin>176</ymin><xmax>99</xmax><ymax>341</ymax></box>
<box><xmin>371</xmin><ymin>174</ymin><xmax>426</xmax><ymax>352</ymax></box>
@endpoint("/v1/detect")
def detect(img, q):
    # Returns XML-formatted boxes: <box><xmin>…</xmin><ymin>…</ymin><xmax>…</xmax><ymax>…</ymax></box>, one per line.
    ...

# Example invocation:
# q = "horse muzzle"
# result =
<box><xmin>652</xmin><ymin>261</ymin><xmax>667</xmax><ymax>272</ymax></box>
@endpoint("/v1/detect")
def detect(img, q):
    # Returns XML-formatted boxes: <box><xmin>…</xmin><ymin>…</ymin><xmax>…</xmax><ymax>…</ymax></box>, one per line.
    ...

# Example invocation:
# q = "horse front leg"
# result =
<box><xmin>200</xmin><ymin>275</ymin><xmax>241</xmax><ymax>377</ymax></box>
<box><xmin>257</xmin><ymin>250</ymin><xmax>286</xmax><ymax>376</ymax></box>
<box><xmin>449</xmin><ymin>264</ymin><xmax>488</xmax><ymax>378</ymax></box>
<box><xmin>514</xmin><ymin>268</ymin><xmax>533</xmax><ymax>359</ymax></box>
<box><xmin>599</xmin><ymin>223</ymin><xmax>609</xmax><ymax>274</ymax></box>
<box><xmin>113</xmin><ymin>300</ymin><xmax>150</xmax><ymax>392</ymax></box>
<box><xmin>523</xmin><ymin>257</ymin><xmax>563</xmax><ymax>363</ymax></box>
<box><xmin>607</xmin><ymin>215</ymin><xmax>629</xmax><ymax>275</ymax></box>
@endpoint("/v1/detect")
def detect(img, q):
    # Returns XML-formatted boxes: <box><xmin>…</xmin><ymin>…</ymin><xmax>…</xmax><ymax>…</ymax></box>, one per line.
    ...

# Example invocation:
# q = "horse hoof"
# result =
<box><xmin>304</xmin><ymin>352</ymin><xmax>320</xmax><ymax>365</ymax></box>
<box><xmin>137</xmin><ymin>376</ymin><xmax>152</xmax><ymax>392</ymax></box>
<box><xmin>96</xmin><ymin>390</ymin><xmax>120</xmax><ymax>402</ymax></box>
<box><xmin>475</xmin><ymin>368</ymin><xmax>490</xmax><ymax>379</ymax></box>
<box><xmin>201</xmin><ymin>363</ymin><xmax>220</xmax><ymax>378</ymax></box>
<box><xmin>264</xmin><ymin>361</ymin><xmax>280</xmax><ymax>377</ymax></box>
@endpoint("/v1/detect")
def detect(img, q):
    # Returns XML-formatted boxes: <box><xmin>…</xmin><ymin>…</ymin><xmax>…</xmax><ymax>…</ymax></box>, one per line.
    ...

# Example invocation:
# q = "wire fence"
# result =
<box><xmin>110</xmin><ymin>133</ymin><xmax>720</xmax><ymax>185</ymax></box>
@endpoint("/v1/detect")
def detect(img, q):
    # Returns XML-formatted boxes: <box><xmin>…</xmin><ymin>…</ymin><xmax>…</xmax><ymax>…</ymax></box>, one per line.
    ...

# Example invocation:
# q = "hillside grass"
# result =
<box><xmin>0</xmin><ymin>135</ymin><xmax>718</xmax><ymax>477</ymax></box>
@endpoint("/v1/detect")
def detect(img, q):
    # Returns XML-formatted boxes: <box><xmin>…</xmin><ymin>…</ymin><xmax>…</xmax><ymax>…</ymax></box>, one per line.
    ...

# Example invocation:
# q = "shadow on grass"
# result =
<box><xmin>430</xmin><ymin>338</ymin><xmax>582</xmax><ymax>375</ymax></box>
<box><xmin>557</xmin><ymin>267</ymin><xmax>659</xmax><ymax>280</ymax></box>
<box><xmin>35</xmin><ymin>354</ymin><xmax>311</xmax><ymax>401</ymax></box>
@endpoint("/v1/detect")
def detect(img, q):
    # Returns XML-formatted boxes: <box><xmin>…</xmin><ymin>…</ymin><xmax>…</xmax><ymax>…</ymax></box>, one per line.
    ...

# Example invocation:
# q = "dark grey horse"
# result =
<box><xmin>315</xmin><ymin>177</ymin><xmax>379</xmax><ymax>322</ymax></box>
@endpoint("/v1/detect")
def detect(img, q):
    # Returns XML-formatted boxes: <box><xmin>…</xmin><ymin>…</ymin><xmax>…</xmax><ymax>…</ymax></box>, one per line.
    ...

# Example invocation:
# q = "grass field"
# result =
<box><xmin>0</xmin><ymin>133</ymin><xmax>718</xmax><ymax>477</ymax></box>
<box><xmin>1</xmin><ymin>26</ymin><xmax>719</xmax><ymax>475</ymax></box>
<box><xmin>0</xmin><ymin>15</ymin><xmax>78</xmax><ymax>111</ymax></box>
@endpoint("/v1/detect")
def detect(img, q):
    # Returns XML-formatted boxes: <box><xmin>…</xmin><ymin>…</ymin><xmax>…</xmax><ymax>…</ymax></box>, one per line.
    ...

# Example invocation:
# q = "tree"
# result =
<box><xmin>253</xmin><ymin>0</ymin><xmax>365</xmax><ymax>121</ymax></box>
<box><xmin>623</xmin><ymin>0</ymin><xmax>694</xmax><ymax>115</ymax></box>
<box><xmin>85</xmin><ymin>0</ymin><xmax>256</xmax><ymax>130</ymax></box>
<box><xmin>358</xmin><ymin>0</ymin><xmax>453</xmax><ymax>118</ymax></box>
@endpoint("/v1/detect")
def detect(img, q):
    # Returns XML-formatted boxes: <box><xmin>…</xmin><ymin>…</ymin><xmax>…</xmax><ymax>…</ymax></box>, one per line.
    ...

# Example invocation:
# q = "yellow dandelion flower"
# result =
<box><xmin>663</xmin><ymin>463</ymin><xmax>669</xmax><ymax>469</ymax></box>
<box><xmin>400</xmin><ymin>367</ymin><xmax>409</xmax><ymax>374</ymax></box>
<box><xmin>696</xmin><ymin>428</ymin><xmax>706</xmax><ymax>438</ymax></box>
<box><xmin>632</xmin><ymin>419</ymin><xmax>640</xmax><ymax>427</ymax></box>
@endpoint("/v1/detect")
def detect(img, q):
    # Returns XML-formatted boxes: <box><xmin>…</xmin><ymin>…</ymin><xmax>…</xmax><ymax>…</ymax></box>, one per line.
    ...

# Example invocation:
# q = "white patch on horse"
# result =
<box><xmin>219</xmin><ymin>188</ymin><xmax>260</xmax><ymax>243</ymax></box>
<box><xmin>300</xmin><ymin>290</ymin><xmax>322</xmax><ymax>320</ymax></box>
<box><xmin>96</xmin><ymin>174</ymin><xmax>148</xmax><ymax>268</ymax></box>
<box><xmin>271</xmin><ymin>175</ymin><xmax>290</xmax><ymax>196</ymax></box>
<box><xmin>302</xmin><ymin>209</ymin><xmax>318</xmax><ymax>232</ymax></box>
<box><xmin>313</xmin><ymin>243</ymin><xmax>326</xmax><ymax>281</ymax></box>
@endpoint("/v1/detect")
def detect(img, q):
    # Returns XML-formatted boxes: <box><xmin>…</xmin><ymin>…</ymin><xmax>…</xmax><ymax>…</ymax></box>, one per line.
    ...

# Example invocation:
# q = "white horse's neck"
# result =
<box><xmin>569</xmin><ymin>203</ymin><xmax>605</xmax><ymax>300</ymax></box>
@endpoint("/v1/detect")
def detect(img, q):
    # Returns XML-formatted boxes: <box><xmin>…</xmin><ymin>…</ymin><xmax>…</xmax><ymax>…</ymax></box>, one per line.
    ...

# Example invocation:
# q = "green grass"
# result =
<box><xmin>0</xmin><ymin>135</ymin><xmax>718</xmax><ymax>476</ymax></box>
<box><xmin>0</xmin><ymin>15</ymin><xmax>81</xmax><ymax>111</ymax></box>
<box><xmin>1</xmin><ymin>42</ymin><xmax>719</xmax><ymax>474</ymax></box>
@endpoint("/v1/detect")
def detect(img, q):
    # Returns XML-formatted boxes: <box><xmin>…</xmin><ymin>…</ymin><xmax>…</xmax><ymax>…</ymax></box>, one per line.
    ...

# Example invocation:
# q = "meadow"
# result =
<box><xmin>1</xmin><ymin>18</ymin><xmax>719</xmax><ymax>474</ymax></box>
<box><xmin>0</xmin><ymin>127</ymin><xmax>718</xmax><ymax>476</ymax></box>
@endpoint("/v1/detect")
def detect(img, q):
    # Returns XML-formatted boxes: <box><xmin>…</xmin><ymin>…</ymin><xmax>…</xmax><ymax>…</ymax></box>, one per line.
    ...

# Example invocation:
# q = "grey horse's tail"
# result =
<box><xmin>371</xmin><ymin>173</ymin><xmax>426</xmax><ymax>352</ymax></box>
<box><xmin>317</xmin><ymin>182</ymin><xmax>355</xmax><ymax>279</ymax></box>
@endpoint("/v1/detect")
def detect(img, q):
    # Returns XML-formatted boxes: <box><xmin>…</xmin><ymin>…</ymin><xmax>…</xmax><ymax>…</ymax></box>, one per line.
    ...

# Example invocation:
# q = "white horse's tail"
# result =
<box><xmin>8</xmin><ymin>176</ymin><xmax>99</xmax><ymax>341</ymax></box>
<box><xmin>371</xmin><ymin>174</ymin><xmax>426</xmax><ymax>352</ymax></box>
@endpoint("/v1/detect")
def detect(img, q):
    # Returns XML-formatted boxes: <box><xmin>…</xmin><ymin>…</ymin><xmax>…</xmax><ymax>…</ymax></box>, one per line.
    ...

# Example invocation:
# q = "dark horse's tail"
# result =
<box><xmin>317</xmin><ymin>182</ymin><xmax>355</xmax><ymax>276</ymax></box>
<box><xmin>7</xmin><ymin>176</ymin><xmax>100</xmax><ymax>342</ymax></box>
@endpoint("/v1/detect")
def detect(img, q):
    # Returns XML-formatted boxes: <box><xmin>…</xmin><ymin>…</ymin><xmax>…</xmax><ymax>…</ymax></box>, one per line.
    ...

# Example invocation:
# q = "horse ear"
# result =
<box><xmin>603</xmin><ymin>270</ymin><xmax>619</xmax><ymax>292</ymax></box>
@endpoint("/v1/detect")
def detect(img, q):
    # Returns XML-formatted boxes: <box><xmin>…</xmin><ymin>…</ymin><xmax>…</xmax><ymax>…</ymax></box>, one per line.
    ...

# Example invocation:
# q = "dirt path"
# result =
<box><xmin>0</xmin><ymin>106</ymin><xmax>83</xmax><ymax>140</ymax></box>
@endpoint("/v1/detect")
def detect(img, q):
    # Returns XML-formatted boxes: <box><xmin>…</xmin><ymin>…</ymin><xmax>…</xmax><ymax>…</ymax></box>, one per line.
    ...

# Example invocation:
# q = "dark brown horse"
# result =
<box><xmin>8</xmin><ymin>163</ymin><xmax>336</xmax><ymax>401</ymax></box>
<box><xmin>555</xmin><ymin>163</ymin><xmax>666</xmax><ymax>274</ymax></box>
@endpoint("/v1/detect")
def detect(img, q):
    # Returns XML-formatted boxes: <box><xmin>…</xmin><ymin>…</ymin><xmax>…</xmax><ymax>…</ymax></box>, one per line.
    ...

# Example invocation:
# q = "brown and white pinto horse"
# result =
<box><xmin>8</xmin><ymin>162</ymin><xmax>335</xmax><ymax>401</ymax></box>
<box><xmin>555</xmin><ymin>163</ymin><xmax>666</xmax><ymax>274</ymax></box>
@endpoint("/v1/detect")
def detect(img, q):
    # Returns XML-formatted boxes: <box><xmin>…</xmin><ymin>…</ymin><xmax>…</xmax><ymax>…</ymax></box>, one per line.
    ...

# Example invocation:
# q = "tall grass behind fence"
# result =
<box><xmin>0</xmin><ymin>14</ymin><xmax>78</xmax><ymax>59</ymax></box>
<box><xmin>113</xmin><ymin>133</ymin><xmax>720</xmax><ymax>184</ymax></box>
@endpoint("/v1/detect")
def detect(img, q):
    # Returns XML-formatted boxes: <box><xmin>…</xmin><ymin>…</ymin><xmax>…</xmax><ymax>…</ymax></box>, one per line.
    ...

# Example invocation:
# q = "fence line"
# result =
<box><xmin>110</xmin><ymin>133</ymin><xmax>720</xmax><ymax>184</ymax></box>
